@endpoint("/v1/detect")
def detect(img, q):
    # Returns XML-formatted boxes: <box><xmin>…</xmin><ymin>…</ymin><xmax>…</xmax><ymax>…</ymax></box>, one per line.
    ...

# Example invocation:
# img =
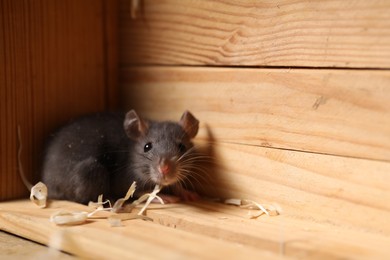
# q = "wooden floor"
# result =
<box><xmin>1</xmin><ymin>199</ymin><xmax>389</xmax><ymax>259</ymax></box>
<box><xmin>0</xmin><ymin>231</ymin><xmax>73</xmax><ymax>259</ymax></box>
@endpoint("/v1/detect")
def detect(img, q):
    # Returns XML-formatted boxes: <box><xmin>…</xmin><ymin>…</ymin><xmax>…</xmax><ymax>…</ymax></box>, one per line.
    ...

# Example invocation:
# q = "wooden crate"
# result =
<box><xmin>1</xmin><ymin>0</ymin><xmax>389</xmax><ymax>259</ymax></box>
<box><xmin>0</xmin><ymin>0</ymin><xmax>118</xmax><ymax>200</ymax></box>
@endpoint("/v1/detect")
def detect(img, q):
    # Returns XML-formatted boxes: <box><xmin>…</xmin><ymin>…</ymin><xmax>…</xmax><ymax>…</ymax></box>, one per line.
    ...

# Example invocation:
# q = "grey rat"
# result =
<box><xmin>41</xmin><ymin>110</ymin><xmax>200</xmax><ymax>205</ymax></box>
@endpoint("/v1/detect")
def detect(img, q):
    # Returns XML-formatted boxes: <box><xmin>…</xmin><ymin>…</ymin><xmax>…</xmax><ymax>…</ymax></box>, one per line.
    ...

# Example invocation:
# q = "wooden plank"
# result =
<box><xmin>1</xmin><ymin>200</ymin><xmax>389</xmax><ymax>259</ymax></box>
<box><xmin>120</xmin><ymin>67</ymin><xmax>390</xmax><ymax>161</ymax></box>
<box><xmin>0</xmin><ymin>231</ymin><xmax>74</xmax><ymax>259</ymax></box>
<box><xmin>119</xmin><ymin>0</ymin><xmax>390</xmax><ymax>68</ymax></box>
<box><xmin>0</xmin><ymin>200</ymin><xmax>284</xmax><ymax>259</ymax></box>
<box><xmin>147</xmin><ymin>202</ymin><xmax>390</xmax><ymax>259</ymax></box>
<box><xmin>0</xmin><ymin>0</ymin><xmax>112</xmax><ymax>200</ymax></box>
<box><xmin>190</xmin><ymin>141</ymin><xmax>390</xmax><ymax>236</ymax></box>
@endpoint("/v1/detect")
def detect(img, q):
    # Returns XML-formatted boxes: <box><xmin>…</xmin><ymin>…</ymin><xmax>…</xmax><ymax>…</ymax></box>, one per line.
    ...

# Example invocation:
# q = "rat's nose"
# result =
<box><xmin>159</xmin><ymin>159</ymin><xmax>171</xmax><ymax>175</ymax></box>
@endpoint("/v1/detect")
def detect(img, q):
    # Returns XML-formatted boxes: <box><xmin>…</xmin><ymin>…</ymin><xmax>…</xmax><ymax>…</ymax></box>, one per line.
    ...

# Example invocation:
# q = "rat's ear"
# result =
<box><xmin>124</xmin><ymin>110</ymin><xmax>148</xmax><ymax>139</ymax></box>
<box><xmin>179</xmin><ymin>110</ymin><xmax>199</xmax><ymax>139</ymax></box>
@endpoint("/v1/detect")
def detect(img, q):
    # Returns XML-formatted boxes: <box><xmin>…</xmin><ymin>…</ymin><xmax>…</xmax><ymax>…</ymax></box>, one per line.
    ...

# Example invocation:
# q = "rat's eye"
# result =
<box><xmin>178</xmin><ymin>143</ymin><xmax>186</xmax><ymax>153</ymax></box>
<box><xmin>144</xmin><ymin>142</ymin><xmax>153</xmax><ymax>153</ymax></box>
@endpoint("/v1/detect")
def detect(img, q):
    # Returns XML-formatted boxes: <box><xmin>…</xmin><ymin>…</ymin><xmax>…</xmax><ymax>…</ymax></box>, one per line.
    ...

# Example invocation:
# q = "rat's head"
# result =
<box><xmin>124</xmin><ymin>110</ymin><xmax>199</xmax><ymax>187</ymax></box>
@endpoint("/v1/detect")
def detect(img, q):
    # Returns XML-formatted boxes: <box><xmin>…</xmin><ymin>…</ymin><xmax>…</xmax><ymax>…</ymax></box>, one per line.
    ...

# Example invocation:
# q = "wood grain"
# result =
<box><xmin>120</xmin><ymin>67</ymin><xmax>390</xmax><ymax>161</ymax></box>
<box><xmin>192</xmin><ymin>141</ymin><xmax>390</xmax><ymax>236</ymax></box>
<box><xmin>119</xmin><ymin>0</ymin><xmax>390</xmax><ymax>68</ymax></box>
<box><xmin>103</xmin><ymin>0</ymin><xmax>120</xmax><ymax>110</ymax></box>
<box><xmin>1</xmin><ymin>200</ymin><xmax>389</xmax><ymax>259</ymax></box>
<box><xmin>147</xmin><ymin>201</ymin><xmax>390</xmax><ymax>259</ymax></box>
<box><xmin>0</xmin><ymin>200</ymin><xmax>284</xmax><ymax>259</ymax></box>
<box><xmin>0</xmin><ymin>231</ymin><xmax>74</xmax><ymax>259</ymax></box>
<box><xmin>0</xmin><ymin>0</ymin><xmax>114</xmax><ymax>200</ymax></box>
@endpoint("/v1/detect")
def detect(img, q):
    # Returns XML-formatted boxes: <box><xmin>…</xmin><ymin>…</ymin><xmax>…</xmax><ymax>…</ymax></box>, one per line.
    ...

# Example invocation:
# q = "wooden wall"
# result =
<box><xmin>119</xmin><ymin>0</ymin><xmax>390</xmax><ymax>238</ymax></box>
<box><xmin>119</xmin><ymin>0</ymin><xmax>390</xmax><ymax>68</ymax></box>
<box><xmin>0</xmin><ymin>0</ymin><xmax>118</xmax><ymax>200</ymax></box>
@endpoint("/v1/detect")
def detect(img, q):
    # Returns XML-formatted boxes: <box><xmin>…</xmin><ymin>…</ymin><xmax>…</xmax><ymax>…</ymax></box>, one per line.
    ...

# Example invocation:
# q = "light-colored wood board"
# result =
<box><xmin>190</xmin><ymin>141</ymin><xmax>390</xmax><ymax>236</ymax></box>
<box><xmin>0</xmin><ymin>200</ymin><xmax>285</xmax><ymax>260</ymax></box>
<box><xmin>0</xmin><ymin>0</ymin><xmax>112</xmax><ymax>200</ymax></box>
<box><xmin>120</xmin><ymin>67</ymin><xmax>390</xmax><ymax>161</ymax></box>
<box><xmin>0</xmin><ymin>231</ymin><xmax>74</xmax><ymax>259</ymax></box>
<box><xmin>119</xmin><ymin>0</ymin><xmax>390</xmax><ymax>68</ymax></box>
<box><xmin>147</xmin><ymin>201</ymin><xmax>390</xmax><ymax>259</ymax></box>
<box><xmin>1</xmin><ymin>200</ymin><xmax>389</xmax><ymax>259</ymax></box>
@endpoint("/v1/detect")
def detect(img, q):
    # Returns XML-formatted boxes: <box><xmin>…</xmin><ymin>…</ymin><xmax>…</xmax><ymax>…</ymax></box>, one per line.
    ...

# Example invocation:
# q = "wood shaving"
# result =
<box><xmin>124</xmin><ymin>185</ymin><xmax>164</xmax><ymax>215</ymax></box>
<box><xmin>241</xmin><ymin>199</ymin><xmax>271</xmax><ymax>216</ymax></box>
<box><xmin>88</xmin><ymin>194</ymin><xmax>111</xmax><ymax>209</ymax></box>
<box><xmin>50</xmin><ymin>211</ymin><xmax>88</xmax><ymax>225</ymax></box>
<box><xmin>223</xmin><ymin>198</ymin><xmax>280</xmax><ymax>218</ymax></box>
<box><xmin>48</xmin><ymin>182</ymin><xmax>163</xmax><ymax>226</ymax></box>
<box><xmin>223</xmin><ymin>198</ymin><xmax>242</xmax><ymax>206</ymax></box>
<box><xmin>87</xmin><ymin>194</ymin><xmax>113</xmax><ymax>218</ymax></box>
<box><xmin>137</xmin><ymin>185</ymin><xmax>164</xmax><ymax>215</ymax></box>
<box><xmin>30</xmin><ymin>182</ymin><xmax>48</xmax><ymax>208</ymax></box>
<box><xmin>112</xmin><ymin>181</ymin><xmax>137</xmax><ymax>212</ymax></box>
<box><xmin>108</xmin><ymin>213</ymin><xmax>152</xmax><ymax>227</ymax></box>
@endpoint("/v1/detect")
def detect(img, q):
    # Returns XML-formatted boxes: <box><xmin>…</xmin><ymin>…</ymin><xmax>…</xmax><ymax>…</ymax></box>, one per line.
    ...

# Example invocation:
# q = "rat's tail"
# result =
<box><xmin>17</xmin><ymin>125</ymin><xmax>33</xmax><ymax>191</ymax></box>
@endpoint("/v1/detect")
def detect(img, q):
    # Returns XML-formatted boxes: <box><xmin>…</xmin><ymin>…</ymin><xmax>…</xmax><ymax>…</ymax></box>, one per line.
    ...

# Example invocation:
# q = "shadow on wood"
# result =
<box><xmin>191</xmin><ymin>124</ymin><xmax>235</xmax><ymax>200</ymax></box>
